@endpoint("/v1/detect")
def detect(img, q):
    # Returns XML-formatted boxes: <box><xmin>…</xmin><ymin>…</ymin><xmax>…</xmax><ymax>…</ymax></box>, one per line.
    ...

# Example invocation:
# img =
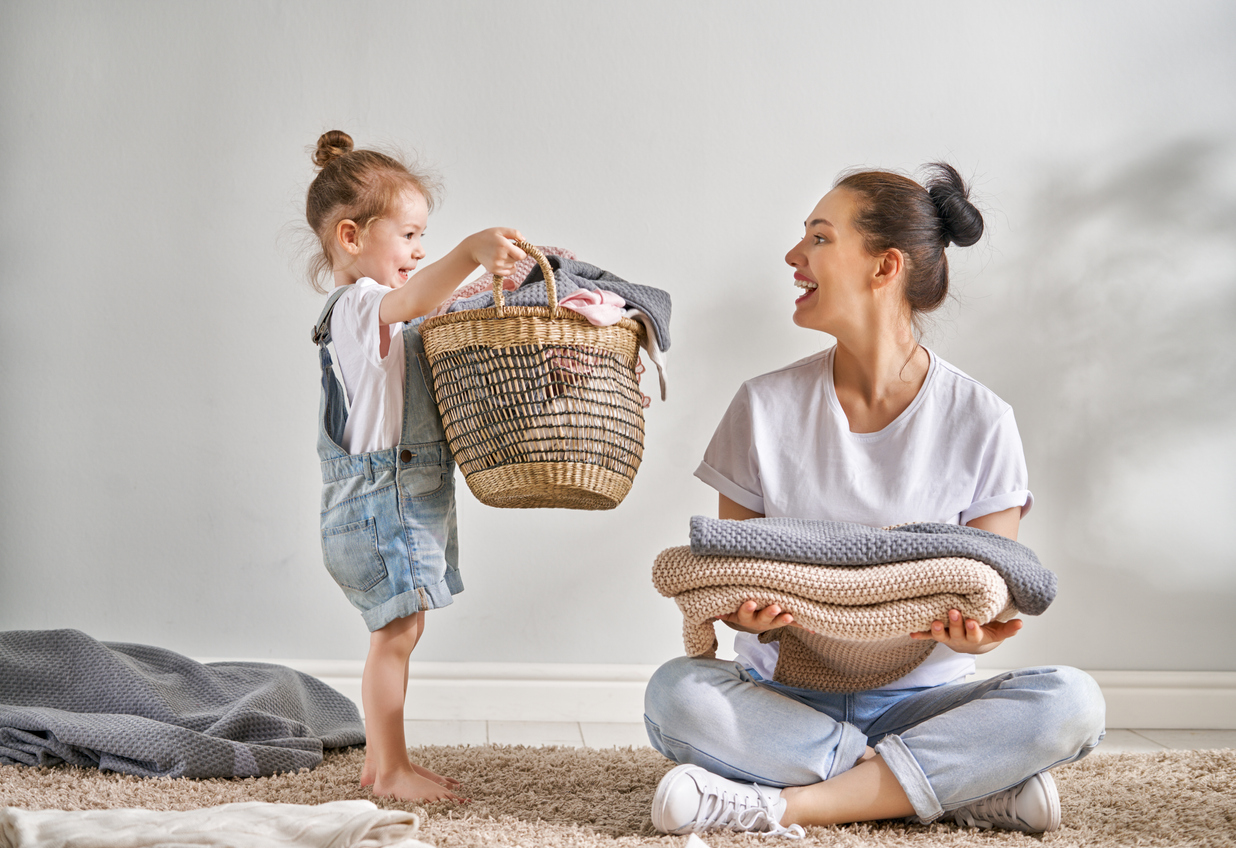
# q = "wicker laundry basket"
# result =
<box><xmin>419</xmin><ymin>242</ymin><xmax>646</xmax><ymax>509</ymax></box>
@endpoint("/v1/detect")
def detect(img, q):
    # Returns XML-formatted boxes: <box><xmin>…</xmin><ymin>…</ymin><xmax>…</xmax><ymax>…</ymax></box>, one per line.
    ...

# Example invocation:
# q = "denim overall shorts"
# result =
<box><xmin>312</xmin><ymin>288</ymin><xmax>461</xmax><ymax>632</ymax></box>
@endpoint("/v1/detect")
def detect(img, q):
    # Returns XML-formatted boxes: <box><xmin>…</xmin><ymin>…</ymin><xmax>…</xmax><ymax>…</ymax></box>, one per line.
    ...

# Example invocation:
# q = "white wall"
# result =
<box><xmin>2</xmin><ymin>0</ymin><xmax>1233</xmax><ymax>673</ymax></box>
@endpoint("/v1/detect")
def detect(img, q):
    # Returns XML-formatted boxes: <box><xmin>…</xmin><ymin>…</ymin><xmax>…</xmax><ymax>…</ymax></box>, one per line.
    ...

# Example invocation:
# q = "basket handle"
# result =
<box><xmin>493</xmin><ymin>240</ymin><xmax>559</xmax><ymax>319</ymax></box>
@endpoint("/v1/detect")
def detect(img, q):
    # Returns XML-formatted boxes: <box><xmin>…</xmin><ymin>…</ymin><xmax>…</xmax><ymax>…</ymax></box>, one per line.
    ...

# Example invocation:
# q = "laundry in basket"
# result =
<box><xmin>419</xmin><ymin>242</ymin><xmax>660</xmax><ymax>509</ymax></box>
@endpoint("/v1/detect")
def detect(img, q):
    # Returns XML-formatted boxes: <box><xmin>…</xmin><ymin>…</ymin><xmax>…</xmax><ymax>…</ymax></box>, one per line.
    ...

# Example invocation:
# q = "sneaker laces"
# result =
<box><xmin>696</xmin><ymin>784</ymin><xmax>806</xmax><ymax>839</ymax></box>
<box><xmin>952</xmin><ymin>789</ymin><xmax>1019</xmax><ymax>830</ymax></box>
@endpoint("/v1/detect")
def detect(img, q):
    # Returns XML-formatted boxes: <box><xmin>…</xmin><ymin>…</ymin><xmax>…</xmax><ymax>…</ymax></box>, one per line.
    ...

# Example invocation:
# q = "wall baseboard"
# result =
<box><xmin>208</xmin><ymin>660</ymin><xmax>1236</xmax><ymax>729</ymax></box>
<box><xmin>971</xmin><ymin>669</ymin><xmax>1236</xmax><ymax>730</ymax></box>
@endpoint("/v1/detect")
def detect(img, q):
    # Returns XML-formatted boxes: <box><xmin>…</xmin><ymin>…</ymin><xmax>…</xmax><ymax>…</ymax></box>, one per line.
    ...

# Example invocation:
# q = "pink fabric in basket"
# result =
<box><xmin>558</xmin><ymin>288</ymin><xmax>626</xmax><ymax>325</ymax></box>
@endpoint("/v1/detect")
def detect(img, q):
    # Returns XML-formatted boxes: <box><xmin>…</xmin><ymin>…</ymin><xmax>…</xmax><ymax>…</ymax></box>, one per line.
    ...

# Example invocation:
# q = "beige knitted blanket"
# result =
<box><xmin>652</xmin><ymin>546</ymin><xmax>1017</xmax><ymax>692</ymax></box>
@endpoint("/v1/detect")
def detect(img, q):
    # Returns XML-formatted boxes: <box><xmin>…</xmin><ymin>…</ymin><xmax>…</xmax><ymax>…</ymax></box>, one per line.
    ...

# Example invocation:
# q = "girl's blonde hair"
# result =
<box><xmin>304</xmin><ymin>130</ymin><xmax>440</xmax><ymax>293</ymax></box>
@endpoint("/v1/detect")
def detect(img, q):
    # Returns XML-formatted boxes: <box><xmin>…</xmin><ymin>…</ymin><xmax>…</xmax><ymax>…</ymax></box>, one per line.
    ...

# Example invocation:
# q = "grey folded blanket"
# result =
<box><xmin>0</xmin><ymin>629</ymin><xmax>364</xmax><ymax>779</ymax></box>
<box><xmin>690</xmin><ymin>516</ymin><xmax>1056</xmax><ymax>615</ymax></box>
<box><xmin>448</xmin><ymin>254</ymin><xmax>673</xmax><ymax>350</ymax></box>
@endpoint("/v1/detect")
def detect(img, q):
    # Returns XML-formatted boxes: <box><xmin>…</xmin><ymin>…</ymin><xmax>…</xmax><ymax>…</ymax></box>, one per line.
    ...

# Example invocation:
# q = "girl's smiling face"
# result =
<box><xmin>784</xmin><ymin>188</ymin><xmax>881</xmax><ymax>336</ymax></box>
<box><xmin>349</xmin><ymin>189</ymin><xmax>429</xmax><ymax>289</ymax></box>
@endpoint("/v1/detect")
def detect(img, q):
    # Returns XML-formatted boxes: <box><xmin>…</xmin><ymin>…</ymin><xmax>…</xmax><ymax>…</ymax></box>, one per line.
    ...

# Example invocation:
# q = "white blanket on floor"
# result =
<box><xmin>0</xmin><ymin>800</ymin><xmax>431</xmax><ymax>848</ymax></box>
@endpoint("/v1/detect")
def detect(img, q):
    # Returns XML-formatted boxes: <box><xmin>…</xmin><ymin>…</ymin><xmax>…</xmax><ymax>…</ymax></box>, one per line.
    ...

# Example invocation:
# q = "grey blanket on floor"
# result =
<box><xmin>0</xmin><ymin>629</ymin><xmax>364</xmax><ymax>779</ymax></box>
<box><xmin>689</xmin><ymin>516</ymin><xmax>1056</xmax><ymax>615</ymax></box>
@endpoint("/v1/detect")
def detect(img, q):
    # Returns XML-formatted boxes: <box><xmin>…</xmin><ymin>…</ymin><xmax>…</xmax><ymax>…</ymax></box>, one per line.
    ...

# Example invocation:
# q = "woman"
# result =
<box><xmin>644</xmin><ymin>164</ymin><xmax>1105</xmax><ymax>837</ymax></box>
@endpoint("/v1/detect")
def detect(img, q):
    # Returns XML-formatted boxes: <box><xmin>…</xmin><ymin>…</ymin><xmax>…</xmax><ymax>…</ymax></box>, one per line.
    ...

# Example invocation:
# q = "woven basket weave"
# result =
<box><xmin>419</xmin><ymin>242</ymin><xmax>646</xmax><ymax>509</ymax></box>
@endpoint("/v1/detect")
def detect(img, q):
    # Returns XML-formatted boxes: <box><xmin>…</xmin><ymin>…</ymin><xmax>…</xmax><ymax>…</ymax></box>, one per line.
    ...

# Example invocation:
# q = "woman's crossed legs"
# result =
<box><xmin>643</xmin><ymin>656</ymin><xmax>1105</xmax><ymax>827</ymax></box>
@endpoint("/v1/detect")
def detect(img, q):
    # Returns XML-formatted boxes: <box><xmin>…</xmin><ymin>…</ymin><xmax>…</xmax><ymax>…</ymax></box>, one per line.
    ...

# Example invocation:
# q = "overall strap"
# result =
<box><xmin>312</xmin><ymin>286</ymin><xmax>354</xmax><ymax>416</ymax></box>
<box><xmin>311</xmin><ymin>286</ymin><xmax>351</xmax><ymax>343</ymax></box>
<box><xmin>398</xmin><ymin>318</ymin><xmax>449</xmax><ymax>448</ymax></box>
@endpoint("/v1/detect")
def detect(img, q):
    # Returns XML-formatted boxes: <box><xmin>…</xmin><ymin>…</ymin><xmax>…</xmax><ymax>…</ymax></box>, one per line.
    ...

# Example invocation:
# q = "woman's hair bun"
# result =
<box><xmin>313</xmin><ymin>130</ymin><xmax>354</xmax><ymax>169</ymax></box>
<box><xmin>925</xmin><ymin>162</ymin><xmax>984</xmax><ymax>247</ymax></box>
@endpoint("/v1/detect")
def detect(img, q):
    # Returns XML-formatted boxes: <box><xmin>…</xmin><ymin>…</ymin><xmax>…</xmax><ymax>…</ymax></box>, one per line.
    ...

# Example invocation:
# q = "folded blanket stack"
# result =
<box><xmin>652</xmin><ymin>517</ymin><xmax>1056</xmax><ymax>692</ymax></box>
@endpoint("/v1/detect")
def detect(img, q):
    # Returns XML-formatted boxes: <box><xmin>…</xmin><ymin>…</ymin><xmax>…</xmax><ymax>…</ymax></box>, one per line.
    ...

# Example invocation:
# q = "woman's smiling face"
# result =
<box><xmin>784</xmin><ymin>188</ymin><xmax>879</xmax><ymax>336</ymax></box>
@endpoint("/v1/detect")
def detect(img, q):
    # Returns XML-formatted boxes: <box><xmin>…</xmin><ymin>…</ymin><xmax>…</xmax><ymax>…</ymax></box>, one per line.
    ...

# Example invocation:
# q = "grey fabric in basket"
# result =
<box><xmin>689</xmin><ymin>516</ymin><xmax>1056</xmax><ymax>615</ymax></box>
<box><xmin>0</xmin><ymin>629</ymin><xmax>364</xmax><ymax>779</ymax></box>
<box><xmin>448</xmin><ymin>254</ymin><xmax>673</xmax><ymax>350</ymax></box>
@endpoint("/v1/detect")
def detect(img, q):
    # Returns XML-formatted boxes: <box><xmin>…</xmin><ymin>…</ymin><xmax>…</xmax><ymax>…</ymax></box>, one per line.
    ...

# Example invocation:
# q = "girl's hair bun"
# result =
<box><xmin>313</xmin><ymin>130</ymin><xmax>354</xmax><ymax>169</ymax></box>
<box><xmin>925</xmin><ymin>162</ymin><xmax>984</xmax><ymax>247</ymax></box>
<box><xmin>303</xmin><ymin>133</ymin><xmax>439</xmax><ymax>294</ymax></box>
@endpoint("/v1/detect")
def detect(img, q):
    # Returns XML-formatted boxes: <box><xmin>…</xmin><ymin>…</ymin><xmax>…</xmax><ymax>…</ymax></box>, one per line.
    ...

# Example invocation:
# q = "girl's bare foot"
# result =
<box><xmin>414</xmin><ymin>762</ymin><xmax>462</xmax><ymax>789</ymax></box>
<box><xmin>372</xmin><ymin>767</ymin><xmax>468</xmax><ymax>803</ymax></box>
<box><xmin>362</xmin><ymin>756</ymin><xmax>461</xmax><ymax>790</ymax></box>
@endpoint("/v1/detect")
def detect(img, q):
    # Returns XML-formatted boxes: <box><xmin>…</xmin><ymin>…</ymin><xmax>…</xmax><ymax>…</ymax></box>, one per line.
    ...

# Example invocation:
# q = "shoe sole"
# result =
<box><xmin>1036</xmin><ymin>771</ymin><xmax>1061</xmax><ymax>832</ymax></box>
<box><xmin>651</xmin><ymin>763</ymin><xmax>698</xmax><ymax>834</ymax></box>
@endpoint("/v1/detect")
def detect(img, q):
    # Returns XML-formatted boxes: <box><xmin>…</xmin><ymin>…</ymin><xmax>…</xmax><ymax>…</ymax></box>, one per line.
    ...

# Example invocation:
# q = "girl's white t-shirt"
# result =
<box><xmin>694</xmin><ymin>345</ymin><xmax>1032</xmax><ymax>689</ymax></box>
<box><xmin>329</xmin><ymin>279</ymin><xmax>405</xmax><ymax>455</ymax></box>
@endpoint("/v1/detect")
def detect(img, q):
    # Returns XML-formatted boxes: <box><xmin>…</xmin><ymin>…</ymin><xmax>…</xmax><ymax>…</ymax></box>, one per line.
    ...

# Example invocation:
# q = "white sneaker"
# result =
<box><xmin>947</xmin><ymin>771</ymin><xmax>1061</xmax><ymax>833</ymax></box>
<box><xmin>651</xmin><ymin>764</ymin><xmax>806</xmax><ymax>838</ymax></box>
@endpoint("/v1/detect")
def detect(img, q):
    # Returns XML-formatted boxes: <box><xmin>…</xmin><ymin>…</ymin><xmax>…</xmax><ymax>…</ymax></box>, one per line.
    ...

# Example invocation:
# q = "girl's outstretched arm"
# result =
<box><xmin>379</xmin><ymin>228</ymin><xmax>525</xmax><ymax>325</ymax></box>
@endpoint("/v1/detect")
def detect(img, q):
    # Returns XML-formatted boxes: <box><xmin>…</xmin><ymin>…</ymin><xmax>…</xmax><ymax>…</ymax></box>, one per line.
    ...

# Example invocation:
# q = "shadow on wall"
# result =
<box><xmin>953</xmin><ymin>139</ymin><xmax>1236</xmax><ymax>593</ymax></box>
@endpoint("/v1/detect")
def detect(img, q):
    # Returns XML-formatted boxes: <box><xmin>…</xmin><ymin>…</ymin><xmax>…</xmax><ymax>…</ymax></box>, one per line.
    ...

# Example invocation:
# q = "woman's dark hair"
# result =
<box><xmin>834</xmin><ymin>163</ymin><xmax>983</xmax><ymax>318</ymax></box>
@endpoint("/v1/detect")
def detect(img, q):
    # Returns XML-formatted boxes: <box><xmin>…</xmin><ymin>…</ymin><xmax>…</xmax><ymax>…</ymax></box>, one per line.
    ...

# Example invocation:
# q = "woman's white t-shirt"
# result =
<box><xmin>329</xmin><ymin>279</ymin><xmax>405</xmax><ymax>455</ymax></box>
<box><xmin>694</xmin><ymin>346</ymin><xmax>1032</xmax><ymax>689</ymax></box>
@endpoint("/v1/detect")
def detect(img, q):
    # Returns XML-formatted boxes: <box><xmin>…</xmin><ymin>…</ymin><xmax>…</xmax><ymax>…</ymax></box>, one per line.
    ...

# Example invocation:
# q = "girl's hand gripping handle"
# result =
<box><xmin>466</xmin><ymin>228</ymin><xmax>526</xmax><ymax>279</ymax></box>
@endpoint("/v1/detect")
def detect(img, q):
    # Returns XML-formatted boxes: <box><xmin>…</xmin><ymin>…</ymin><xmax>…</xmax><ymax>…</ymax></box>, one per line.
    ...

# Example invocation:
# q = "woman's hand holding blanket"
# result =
<box><xmin>717</xmin><ymin>600</ymin><xmax>814</xmax><ymax>635</ymax></box>
<box><xmin>911</xmin><ymin>608</ymin><xmax>1023</xmax><ymax>654</ymax></box>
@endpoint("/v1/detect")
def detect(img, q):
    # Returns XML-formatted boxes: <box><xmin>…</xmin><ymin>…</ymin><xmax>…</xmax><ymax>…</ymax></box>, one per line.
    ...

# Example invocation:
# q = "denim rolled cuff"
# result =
<box><xmin>874</xmin><ymin>733</ymin><xmax>942</xmax><ymax>822</ymax></box>
<box><xmin>827</xmin><ymin>721</ymin><xmax>872</xmax><ymax>781</ymax></box>
<box><xmin>360</xmin><ymin>569</ymin><xmax>463</xmax><ymax>632</ymax></box>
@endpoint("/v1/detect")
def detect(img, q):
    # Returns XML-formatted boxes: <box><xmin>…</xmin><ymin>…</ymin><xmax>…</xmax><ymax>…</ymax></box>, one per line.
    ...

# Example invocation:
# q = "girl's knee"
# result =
<box><xmin>370</xmin><ymin>611</ymin><xmax>425</xmax><ymax>654</ymax></box>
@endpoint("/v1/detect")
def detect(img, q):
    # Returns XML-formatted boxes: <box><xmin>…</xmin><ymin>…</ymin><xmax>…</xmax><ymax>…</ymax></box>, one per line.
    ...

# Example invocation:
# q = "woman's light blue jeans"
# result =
<box><xmin>643</xmin><ymin>657</ymin><xmax>1106</xmax><ymax>822</ymax></box>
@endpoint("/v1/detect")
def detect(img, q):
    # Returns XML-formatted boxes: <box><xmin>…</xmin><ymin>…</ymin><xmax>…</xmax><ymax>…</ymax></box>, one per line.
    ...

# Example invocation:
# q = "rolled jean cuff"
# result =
<box><xmin>828</xmin><ymin>721</ymin><xmax>872</xmax><ymax>781</ymax></box>
<box><xmin>875</xmin><ymin>734</ymin><xmax>941</xmax><ymax>822</ymax></box>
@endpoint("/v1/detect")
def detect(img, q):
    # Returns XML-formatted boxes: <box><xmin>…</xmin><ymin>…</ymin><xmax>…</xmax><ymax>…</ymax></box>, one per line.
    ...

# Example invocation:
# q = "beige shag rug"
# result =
<box><xmin>2</xmin><ymin>746</ymin><xmax>1234</xmax><ymax>847</ymax></box>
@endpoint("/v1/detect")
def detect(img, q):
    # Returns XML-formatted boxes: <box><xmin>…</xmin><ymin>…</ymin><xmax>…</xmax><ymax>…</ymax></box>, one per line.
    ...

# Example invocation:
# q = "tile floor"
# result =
<box><xmin>407</xmin><ymin>721</ymin><xmax>1236</xmax><ymax>752</ymax></box>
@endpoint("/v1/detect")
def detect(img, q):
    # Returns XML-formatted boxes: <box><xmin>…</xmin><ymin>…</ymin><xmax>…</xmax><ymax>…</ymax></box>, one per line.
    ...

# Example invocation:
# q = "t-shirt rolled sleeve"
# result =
<box><xmin>694</xmin><ymin>460</ymin><xmax>765</xmax><ymax>515</ymax></box>
<box><xmin>962</xmin><ymin>408</ymin><xmax>1033</xmax><ymax>524</ymax></box>
<box><xmin>960</xmin><ymin>489</ymin><xmax>1034</xmax><ymax>525</ymax></box>
<box><xmin>696</xmin><ymin>384</ymin><xmax>767</xmax><ymax>514</ymax></box>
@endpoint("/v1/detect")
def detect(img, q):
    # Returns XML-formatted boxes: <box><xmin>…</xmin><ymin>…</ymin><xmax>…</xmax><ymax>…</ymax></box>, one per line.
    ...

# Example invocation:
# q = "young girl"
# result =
<box><xmin>305</xmin><ymin>130</ymin><xmax>525</xmax><ymax>802</ymax></box>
